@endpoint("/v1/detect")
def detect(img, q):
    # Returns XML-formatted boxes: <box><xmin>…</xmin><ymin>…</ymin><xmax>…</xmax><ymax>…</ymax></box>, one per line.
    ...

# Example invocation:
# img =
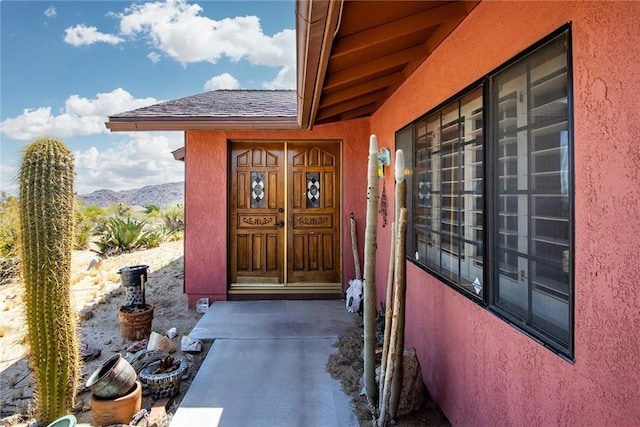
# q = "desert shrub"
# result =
<box><xmin>145</xmin><ymin>204</ymin><xmax>160</xmax><ymax>214</ymax></box>
<box><xmin>83</xmin><ymin>204</ymin><xmax>108</xmax><ymax>234</ymax></box>
<box><xmin>93</xmin><ymin>217</ymin><xmax>146</xmax><ymax>257</ymax></box>
<box><xmin>74</xmin><ymin>219</ymin><xmax>94</xmax><ymax>250</ymax></box>
<box><xmin>0</xmin><ymin>256</ymin><xmax>20</xmax><ymax>285</ymax></box>
<box><xmin>162</xmin><ymin>203</ymin><xmax>184</xmax><ymax>232</ymax></box>
<box><xmin>84</xmin><ymin>204</ymin><xmax>106</xmax><ymax>218</ymax></box>
<box><xmin>140</xmin><ymin>228</ymin><xmax>166</xmax><ymax>248</ymax></box>
<box><xmin>0</xmin><ymin>193</ymin><xmax>20</xmax><ymax>284</ymax></box>
<box><xmin>74</xmin><ymin>200</ymin><xmax>95</xmax><ymax>250</ymax></box>
<box><xmin>166</xmin><ymin>229</ymin><xmax>184</xmax><ymax>242</ymax></box>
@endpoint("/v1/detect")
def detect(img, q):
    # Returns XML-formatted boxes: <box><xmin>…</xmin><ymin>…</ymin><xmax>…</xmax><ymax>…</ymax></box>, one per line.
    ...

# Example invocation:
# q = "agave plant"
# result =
<box><xmin>93</xmin><ymin>217</ymin><xmax>146</xmax><ymax>257</ymax></box>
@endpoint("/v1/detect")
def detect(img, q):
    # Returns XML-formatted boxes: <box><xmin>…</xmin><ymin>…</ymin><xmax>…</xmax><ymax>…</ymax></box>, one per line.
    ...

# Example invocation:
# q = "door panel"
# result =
<box><xmin>230</xmin><ymin>141</ymin><xmax>341</xmax><ymax>291</ymax></box>
<box><xmin>288</xmin><ymin>142</ymin><xmax>341</xmax><ymax>283</ymax></box>
<box><xmin>230</xmin><ymin>143</ymin><xmax>284</xmax><ymax>284</ymax></box>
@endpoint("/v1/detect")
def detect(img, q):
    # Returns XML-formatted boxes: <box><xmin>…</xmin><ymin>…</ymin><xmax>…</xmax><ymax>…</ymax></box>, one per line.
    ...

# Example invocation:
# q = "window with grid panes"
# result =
<box><xmin>397</xmin><ymin>27</ymin><xmax>573</xmax><ymax>358</ymax></box>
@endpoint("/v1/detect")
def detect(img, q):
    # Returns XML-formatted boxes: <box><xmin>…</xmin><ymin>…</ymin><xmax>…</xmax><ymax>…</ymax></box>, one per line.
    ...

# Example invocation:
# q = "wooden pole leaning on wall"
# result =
<box><xmin>378</xmin><ymin>150</ymin><xmax>407</xmax><ymax>426</ymax></box>
<box><xmin>379</xmin><ymin>218</ymin><xmax>395</xmax><ymax>410</ymax></box>
<box><xmin>350</xmin><ymin>213</ymin><xmax>362</xmax><ymax>280</ymax></box>
<box><xmin>389</xmin><ymin>151</ymin><xmax>408</xmax><ymax>420</ymax></box>
<box><xmin>363</xmin><ymin>134</ymin><xmax>380</xmax><ymax>406</ymax></box>
<box><xmin>378</xmin><ymin>208</ymin><xmax>407</xmax><ymax>426</ymax></box>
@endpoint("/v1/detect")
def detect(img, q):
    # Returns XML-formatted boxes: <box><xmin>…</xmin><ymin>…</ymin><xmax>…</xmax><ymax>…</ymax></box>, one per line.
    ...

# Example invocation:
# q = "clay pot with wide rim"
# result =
<box><xmin>86</xmin><ymin>354</ymin><xmax>137</xmax><ymax>399</ymax></box>
<box><xmin>91</xmin><ymin>380</ymin><xmax>142</xmax><ymax>427</ymax></box>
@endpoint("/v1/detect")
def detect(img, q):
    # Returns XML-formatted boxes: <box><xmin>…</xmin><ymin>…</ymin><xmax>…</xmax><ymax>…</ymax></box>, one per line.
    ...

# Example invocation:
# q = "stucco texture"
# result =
<box><xmin>184</xmin><ymin>119</ymin><xmax>371</xmax><ymax>305</ymax></box>
<box><xmin>371</xmin><ymin>1</ymin><xmax>640</xmax><ymax>426</ymax></box>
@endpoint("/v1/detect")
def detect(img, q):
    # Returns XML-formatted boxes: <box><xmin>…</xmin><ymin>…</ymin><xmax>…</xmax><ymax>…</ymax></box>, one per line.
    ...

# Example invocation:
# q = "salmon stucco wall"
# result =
<box><xmin>371</xmin><ymin>1</ymin><xmax>640</xmax><ymax>426</ymax></box>
<box><xmin>184</xmin><ymin>118</ymin><xmax>371</xmax><ymax>305</ymax></box>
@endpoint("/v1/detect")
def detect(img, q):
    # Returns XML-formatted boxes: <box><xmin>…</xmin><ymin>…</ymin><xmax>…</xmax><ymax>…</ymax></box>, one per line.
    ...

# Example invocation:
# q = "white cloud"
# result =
<box><xmin>262</xmin><ymin>65</ymin><xmax>295</xmax><ymax>90</ymax></box>
<box><xmin>0</xmin><ymin>133</ymin><xmax>184</xmax><ymax>195</ymax></box>
<box><xmin>64</xmin><ymin>24</ymin><xmax>124</xmax><ymax>46</ymax></box>
<box><xmin>147</xmin><ymin>52</ymin><xmax>162</xmax><ymax>63</ymax></box>
<box><xmin>44</xmin><ymin>6</ymin><xmax>56</xmax><ymax>18</ymax></box>
<box><xmin>0</xmin><ymin>89</ymin><xmax>159</xmax><ymax>140</ymax></box>
<box><xmin>73</xmin><ymin>132</ymin><xmax>184</xmax><ymax>194</ymax></box>
<box><xmin>203</xmin><ymin>73</ymin><xmax>240</xmax><ymax>91</ymax></box>
<box><xmin>118</xmin><ymin>0</ymin><xmax>295</xmax><ymax>67</ymax></box>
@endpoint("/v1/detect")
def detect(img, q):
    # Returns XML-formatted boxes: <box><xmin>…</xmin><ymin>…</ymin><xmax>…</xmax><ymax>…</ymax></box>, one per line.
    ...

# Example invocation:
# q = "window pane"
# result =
<box><xmin>400</xmin><ymin>28</ymin><xmax>572</xmax><ymax>357</ymax></box>
<box><xmin>492</xmin><ymin>31</ymin><xmax>571</xmax><ymax>350</ymax></box>
<box><xmin>408</xmin><ymin>87</ymin><xmax>483</xmax><ymax>299</ymax></box>
<box><xmin>396</xmin><ymin>125</ymin><xmax>414</xmax><ymax>258</ymax></box>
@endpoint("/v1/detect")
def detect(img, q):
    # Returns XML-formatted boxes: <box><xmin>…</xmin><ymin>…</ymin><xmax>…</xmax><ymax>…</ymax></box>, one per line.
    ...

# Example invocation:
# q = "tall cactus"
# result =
<box><xmin>19</xmin><ymin>136</ymin><xmax>79</xmax><ymax>424</ymax></box>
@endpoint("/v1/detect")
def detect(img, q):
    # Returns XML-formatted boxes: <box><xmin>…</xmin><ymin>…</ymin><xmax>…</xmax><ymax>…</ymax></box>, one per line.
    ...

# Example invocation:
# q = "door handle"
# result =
<box><xmin>276</xmin><ymin>220</ymin><xmax>285</xmax><ymax>228</ymax></box>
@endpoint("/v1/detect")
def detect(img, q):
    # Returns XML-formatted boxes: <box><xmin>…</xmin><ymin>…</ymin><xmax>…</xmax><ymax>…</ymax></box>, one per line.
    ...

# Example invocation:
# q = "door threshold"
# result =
<box><xmin>229</xmin><ymin>283</ymin><xmax>343</xmax><ymax>295</ymax></box>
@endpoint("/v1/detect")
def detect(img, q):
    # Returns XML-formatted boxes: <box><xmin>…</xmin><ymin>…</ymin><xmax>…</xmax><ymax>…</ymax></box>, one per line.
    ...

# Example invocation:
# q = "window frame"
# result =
<box><xmin>396</xmin><ymin>25</ymin><xmax>574</xmax><ymax>360</ymax></box>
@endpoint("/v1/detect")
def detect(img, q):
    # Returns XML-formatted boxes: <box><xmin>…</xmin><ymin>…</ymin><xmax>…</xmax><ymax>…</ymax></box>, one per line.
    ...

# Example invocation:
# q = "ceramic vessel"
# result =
<box><xmin>117</xmin><ymin>304</ymin><xmax>154</xmax><ymax>341</ymax></box>
<box><xmin>86</xmin><ymin>354</ymin><xmax>137</xmax><ymax>399</ymax></box>
<box><xmin>91</xmin><ymin>380</ymin><xmax>142</xmax><ymax>427</ymax></box>
<box><xmin>46</xmin><ymin>415</ymin><xmax>76</xmax><ymax>427</ymax></box>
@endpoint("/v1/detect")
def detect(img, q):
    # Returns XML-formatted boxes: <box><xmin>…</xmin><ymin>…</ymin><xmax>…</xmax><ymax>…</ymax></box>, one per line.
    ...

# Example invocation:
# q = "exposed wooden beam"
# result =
<box><xmin>315</xmin><ymin>91</ymin><xmax>383</xmax><ymax>121</ymax></box>
<box><xmin>384</xmin><ymin>8</ymin><xmax>479</xmax><ymax>104</ymax></box>
<box><xmin>319</xmin><ymin>73</ymin><xmax>400</xmax><ymax>108</ymax></box>
<box><xmin>339</xmin><ymin>103</ymin><xmax>378</xmax><ymax>121</ymax></box>
<box><xmin>331</xmin><ymin>2</ymin><xmax>467</xmax><ymax>61</ymax></box>
<box><xmin>323</xmin><ymin>44</ymin><xmax>427</xmax><ymax>92</ymax></box>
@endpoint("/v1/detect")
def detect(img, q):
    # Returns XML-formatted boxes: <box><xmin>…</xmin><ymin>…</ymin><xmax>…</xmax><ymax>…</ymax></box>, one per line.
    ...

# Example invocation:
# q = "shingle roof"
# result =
<box><xmin>106</xmin><ymin>90</ymin><xmax>299</xmax><ymax>131</ymax></box>
<box><xmin>112</xmin><ymin>90</ymin><xmax>297</xmax><ymax>118</ymax></box>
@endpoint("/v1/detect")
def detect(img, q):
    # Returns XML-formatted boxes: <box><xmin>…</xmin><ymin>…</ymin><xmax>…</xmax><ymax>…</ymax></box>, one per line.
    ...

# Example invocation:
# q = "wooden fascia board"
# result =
<box><xmin>323</xmin><ymin>44</ymin><xmax>428</xmax><ymax>91</ymax></box>
<box><xmin>331</xmin><ymin>1</ymin><xmax>467</xmax><ymax>61</ymax></box>
<box><xmin>171</xmin><ymin>147</ymin><xmax>185</xmax><ymax>162</ymax></box>
<box><xmin>296</xmin><ymin>0</ymin><xmax>341</xmax><ymax>129</ymax></box>
<box><xmin>296</xmin><ymin>0</ymin><xmax>322</xmax><ymax>128</ymax></box>
<box><xmin>105</xmin><ymin>118</ymin><xmax>300</xmax><ymax>132</ymax></box>
<box><xmin>306</xmin><ymin>1</ymin><xmax>342</xmax><ymax>129</ymax></box>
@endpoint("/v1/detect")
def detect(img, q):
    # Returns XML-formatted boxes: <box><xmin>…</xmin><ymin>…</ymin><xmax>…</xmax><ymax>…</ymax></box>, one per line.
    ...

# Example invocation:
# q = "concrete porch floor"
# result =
<box><xmin>169</xmin><ymin>300</ymin><xmax>359</xmax><ymax>427</ymax></box>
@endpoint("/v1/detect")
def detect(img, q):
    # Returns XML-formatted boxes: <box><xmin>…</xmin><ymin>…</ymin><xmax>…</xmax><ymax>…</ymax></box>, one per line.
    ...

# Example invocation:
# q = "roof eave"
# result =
<box><xmin>296</xmin><ymin>0</ymin><xmax>341</xmax><ymax>129</ymax></box>
<box><xmin>171</xmin><ymin>147</ymin><xmax>185</xmax><ymax>161</ymax></box>
<box><xmin>105</xmin><ymin>117</ymin><xmax>300</xmax><ymax>132</ymax></box>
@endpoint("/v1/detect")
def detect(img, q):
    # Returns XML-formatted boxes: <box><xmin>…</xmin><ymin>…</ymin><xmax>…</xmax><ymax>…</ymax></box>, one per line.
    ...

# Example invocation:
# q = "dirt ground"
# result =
<box><xmin>327</xmin><ymin>318</ymin><xmax>451</xmax><ymax>427</ymax></box>
<box><xmin>1</xmin><ymin>240</ymin><xmax>449</xmax><ymax>426</ymax></box>
<box><xmin>0</xmin><ymin>241</ymin><xmax>210</xmax><ymax>426</ymax></box>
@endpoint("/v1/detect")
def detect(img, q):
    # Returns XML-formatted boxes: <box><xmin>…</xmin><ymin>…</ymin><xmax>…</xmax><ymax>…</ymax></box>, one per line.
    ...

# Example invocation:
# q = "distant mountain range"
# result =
<box><xmin>78</xmin><ymin>182</ymin><xmax>184</xmax><ymax>208</ymax></box>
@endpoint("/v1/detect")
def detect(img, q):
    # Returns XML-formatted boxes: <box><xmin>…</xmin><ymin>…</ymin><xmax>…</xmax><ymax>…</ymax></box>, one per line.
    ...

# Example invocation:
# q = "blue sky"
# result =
<box><xmin>0</xmin><ymin>0</ymin><xmax>295</xmax><ymax>194</ymax></box>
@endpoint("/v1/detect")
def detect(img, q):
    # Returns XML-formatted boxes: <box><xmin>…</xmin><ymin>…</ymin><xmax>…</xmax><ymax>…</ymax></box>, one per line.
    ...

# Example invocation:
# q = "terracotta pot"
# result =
<box><xmin>91</xmin><ymin>380</ymin><xmax>142</xmax><ymax>427</ymax></box>
<box><xmin>139</xmin><ymin>358</ymin><xmax>189</xmax><ymax>399</ymax></box>
<box><xmin>117</xmin><ymin>304</ymin><xmax>154</xmax><ymax>341</ymax></box>
<box><xmin>86</xmin><ymin>354</ymin><xmax>137</xmax><ymax>399</ymax></box>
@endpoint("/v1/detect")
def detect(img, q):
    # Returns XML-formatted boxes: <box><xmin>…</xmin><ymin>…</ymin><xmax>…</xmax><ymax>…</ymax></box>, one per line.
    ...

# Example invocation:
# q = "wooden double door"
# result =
<box><xmin>229</xmin><ymin>141</ymin><xmax>341</xmax><ymax>294</ymax></box>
